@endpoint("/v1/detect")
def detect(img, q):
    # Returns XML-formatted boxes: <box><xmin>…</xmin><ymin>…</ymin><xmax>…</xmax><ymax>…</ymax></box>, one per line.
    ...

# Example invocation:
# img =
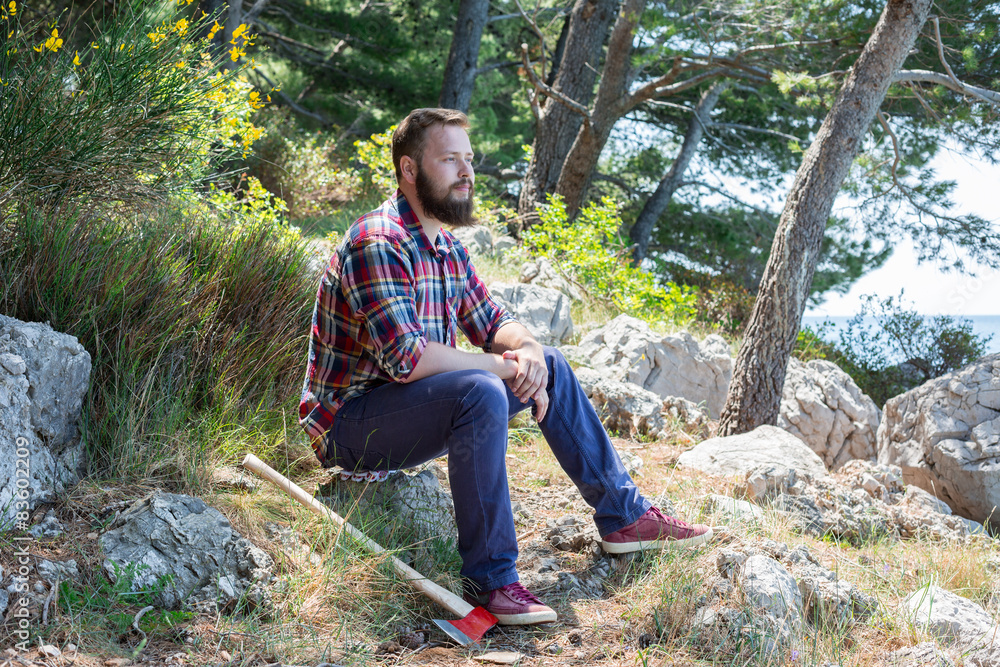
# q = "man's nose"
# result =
<box><xmin>458</xmin><ymin>158</ymin><xmax>473</xmax><ymax>179</ymax></box>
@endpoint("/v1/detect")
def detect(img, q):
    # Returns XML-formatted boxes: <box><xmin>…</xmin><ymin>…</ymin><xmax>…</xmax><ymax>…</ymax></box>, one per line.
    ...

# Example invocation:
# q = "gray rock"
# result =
<box><xmin>519</xmin><ymin>258</ymin><xmax>583</xmax><ymax>301</ymax></box>
<box><xmin>585</xmin><ymin>378</ymin><xmax>669</xmax><ymax>439</ymax></box>
<box><xmin>882</xmin><ymin>642</ymin><xmax>956</xmax><ymax>667</ymax></box>
<box><xmin>774</xmin><ymin>494</ymin><xmax>826</xmax><ymax>535</ymax></box>
<box><xmin>546</xmin><ymin>515</ymin><xmax>597</xmax><ymax>552</ymax></box>
<box><xmin>575</xmin><ymin>315</ymin><xmax>732</xmax><ymax>417</ymax></box>
<box><xmin>0</xmin><ymin>316</ymin><xmax>91</xmax><ymax>530</ymax></box>
<box><xmin>743</xmin><ymin>465</ymin><xmax>801</xmax><ymax>503</ymax></box>
<box><xmin>36</xmin><ymin>559</ymin><xmax>79</xmax><ymax>585</ymax></box>
<box><xmin>578</xmin><ymin>374</ymin><xmax>709</xmax><ymax>441</ymax></box>
<box><xmin>677</xmin><ymin>425</ymin><xmax>828</xmax><ymax>480</ymax></box>
<box><xmin>492</xmin><ymin>235</ymin><xmax>517</xmax><ymax>256</ymax></box>
<box><xmin>99</xmin><ymin>491</ymin><xmax>274</xmax><ymax>612</ymax></box>
<box><xmin>778</xmin><ymin>358</ymin><xmax>881</xmax><ymax>470</ymax></box>
<box><xmin>27</xmin><ymin>509</ymin><xmax>65</xmax><ymax>538</ymax></box>
<box><xmin>902</xmin><ymin>584</ymin><xmax>996</xmax><ymax>643</ymax></box>
<box><xmin>0</xmin><ymin>589</ymin><xmax>7</xmax><ymax>617</ymax></box>
<box><xmin>736</xmin><ymin>554</ymin><xmax>803</xmax><ymax>639</ymax></box>
<box><xmin>319</xmin><ymin>466</ymin><xmax>458</xmax><ymax>556</ymax></box>
<box><xmin>488</xmin><ymin>282</ymin><xmax>574</xmax><ymax>345</ymax></box>
<box><xmin>878</xmin><ymin>354</ymin><xmax>1000</xmax><ymax>529</ymax></box>
<box><xmin>706</xmin><ymin>494</ymin><xmax>764</xmax><ymax>523</ymax></box>
<box><xmin>450</xmin><ymin>226</ymin><xmax>494</xmax><ymax>257</ymax></box>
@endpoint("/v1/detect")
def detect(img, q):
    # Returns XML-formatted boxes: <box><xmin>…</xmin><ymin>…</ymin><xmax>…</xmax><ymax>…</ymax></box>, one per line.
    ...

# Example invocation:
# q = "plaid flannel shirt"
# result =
<box><xmin>299</xmin><ymin>190</ymin><xmax>517</xmax><ymax>465</ymax></box>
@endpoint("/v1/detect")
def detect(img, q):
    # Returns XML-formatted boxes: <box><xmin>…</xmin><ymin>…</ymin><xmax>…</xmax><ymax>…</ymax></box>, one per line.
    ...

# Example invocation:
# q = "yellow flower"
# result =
<box><xmin>35</xmin><ymin>27</ymin><xmax>63</xmax><ymax>53</ymax></box>
<box><xmin>174</xmin><ymin>60</ymin><xmax>186</xmax><ymax>69</ymax></box>
<box><xmin>90</xmin><ymin>42</ymin><xmax>99</xmax><ymax>49</ymax></box>
<box><xmin>72</xmin><ymin>51</ymin><xmax>81</xmax><ymax>66</ymax></box>
<box><xmin>148</xmin><ymin>29</ymin><xmax>167</xmax><ymax>46</ymax></box>
<box><xmin>172</xmin><ymin>18</ymin><xmax>188</xmax><ymax>35</ymax></box>
<box><xmin>207</xmin><ymin>20</ymin><xmax>222</xmax><ymax>40</ymax></box>
<box><xmin>8</xmin><ymin>1</ymin><xmax>15</xmax><ymax>15</ymax></box>
<box><xmin>248</xmin><ymin>91</ymin><xmax>264</xmax><ymax>109</ymax></box>
<box><xmin>230</xmin><ymin>23</ymin><xmax>248</xmax><ymax>43</ymax></box>
<box><xmin>229</xmin><ymin>45</ymin><xmax>245</xmax><ymax>61</ymax></box>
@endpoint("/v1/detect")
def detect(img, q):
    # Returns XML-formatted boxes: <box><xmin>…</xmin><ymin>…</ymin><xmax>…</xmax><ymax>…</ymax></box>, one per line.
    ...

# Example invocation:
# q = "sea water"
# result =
<box><xmin>801</xmin><ymin>314</ymin><xmax>1000</xmax><ymax>358</ymax></box>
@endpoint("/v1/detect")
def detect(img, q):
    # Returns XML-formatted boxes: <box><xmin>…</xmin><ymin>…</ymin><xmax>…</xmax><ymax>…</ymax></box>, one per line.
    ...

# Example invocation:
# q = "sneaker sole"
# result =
<box><xmin>601</xmin><ymin>526</ymin><xmax>714</xmax><ymax>554</ymax></box>
<box><xmin>494</xmin><ymin>609</ymin><xmax>558</xmax><ymax>625</ymax></box>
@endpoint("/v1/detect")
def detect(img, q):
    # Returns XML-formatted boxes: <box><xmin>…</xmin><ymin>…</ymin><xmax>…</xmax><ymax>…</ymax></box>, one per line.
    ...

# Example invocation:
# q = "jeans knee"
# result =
<box><xmin>543</xmin><ymin>345</ymin><xmax>570</xmax><ymax>380</ymax></box>
<box><xmin>457</xmin><ymin>370</ymin><xmax>509</xmax><ymax>420</ymax></box>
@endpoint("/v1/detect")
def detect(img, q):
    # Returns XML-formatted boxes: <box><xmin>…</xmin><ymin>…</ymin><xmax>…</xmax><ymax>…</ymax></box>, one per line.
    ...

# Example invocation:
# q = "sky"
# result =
<box><xmin>806</xmin><ymin>148</ymin><xmax>1000</xmax><ymax>317</ymax></box>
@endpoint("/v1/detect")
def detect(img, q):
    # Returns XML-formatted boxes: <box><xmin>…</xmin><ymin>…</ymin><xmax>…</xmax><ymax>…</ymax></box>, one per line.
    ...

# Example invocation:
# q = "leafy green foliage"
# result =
<box><xmin>809</xmin><ymin>293</ymin><xmax>993</xmax><ymax>407</ymax></box>
<box><xmin>58</xmin><ymin>561</ymin><xmax>193</xmax><ymax>656</ymax></box>
<box><xmin>524</xmin><ymin>195</ymin><xmax>696</xmax><ymax>326</ymax></box>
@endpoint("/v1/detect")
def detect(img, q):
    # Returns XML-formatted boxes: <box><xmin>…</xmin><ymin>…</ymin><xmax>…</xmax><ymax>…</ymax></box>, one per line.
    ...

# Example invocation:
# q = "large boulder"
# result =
<box><xmin>778</xmin><ymin>358</ymin><xmax>880</xmax><ymax>470</ymax></box>
<box><xmin>99</xmin><ymin>491</ymin><xmax>274</xmax><ymax>612</ymax></box>
<box><xmin>877</xmin><ymin>354</ymin><xmax>1000</xmax><ymax>528</ymax></box>
<box><xmin>450</xmin><ymin>226</ymin><xmax>494</xmax><ymax>257</ymax></box>
<box><xmin>574</xmin><ymin>369</ymin><xmax>709</xmax><ymax>440</ymax></box>
<box><xmin>488</xmin><ymin>282</ymin><xmax>574</xmax><ymax>345</ymax></box>
<box><xmin>569</xmin><ymin>315</ymin><xmax>732</xmax><ymax>417</ymax></box>
<box><xmin>677</xmin><ymin>425</ymin><xmax>828</xmax><ymax>480</ymax></box>
<box><xmin>0</xmin><ymin>316</ymin><xmax>90</xmax><ymax>530</ymax></box>
<box><xmin>519</xmin><ymin>258</ymin><xmax>583</xmax><ymax>301</ymax></box>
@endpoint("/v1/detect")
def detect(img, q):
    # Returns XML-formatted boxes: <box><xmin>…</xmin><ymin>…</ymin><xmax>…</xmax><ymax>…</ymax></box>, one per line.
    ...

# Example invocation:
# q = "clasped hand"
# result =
<box><xmin>500</xmin><ymin>343</ymin><xmax>549</xmax><ymax>423</ymax></box>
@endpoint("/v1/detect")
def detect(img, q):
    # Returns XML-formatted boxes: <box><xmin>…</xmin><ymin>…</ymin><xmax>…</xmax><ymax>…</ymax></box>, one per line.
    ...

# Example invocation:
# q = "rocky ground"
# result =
<box><xmin>2</xmin><ymin>420</ymin><xmax>999</xmax><ymax>667</ymax></box>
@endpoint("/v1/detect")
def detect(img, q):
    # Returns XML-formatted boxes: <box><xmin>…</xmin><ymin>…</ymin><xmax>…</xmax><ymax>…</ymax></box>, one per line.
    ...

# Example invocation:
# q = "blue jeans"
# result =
<box><xmin>327</xmin><ymin>346</ymin><xmax>650</xmax><ymax>593</ymax></box>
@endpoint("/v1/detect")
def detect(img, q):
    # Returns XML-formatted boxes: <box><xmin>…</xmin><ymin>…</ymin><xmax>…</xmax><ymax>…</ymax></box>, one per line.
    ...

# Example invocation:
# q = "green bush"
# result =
<box><xmin>522</xmin><ymin>195</ymin><xmax>696</xmax><ymax>327</ymax></box>
<box><xmin>809</xmin><ymin>293</ymin><xmax>992</xmax><ymax>407</ymax></box>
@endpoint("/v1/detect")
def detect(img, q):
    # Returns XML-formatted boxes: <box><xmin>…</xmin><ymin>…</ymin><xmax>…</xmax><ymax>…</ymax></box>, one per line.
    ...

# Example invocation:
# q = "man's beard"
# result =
<box><xmin>415</xmin><ymin>168</ymin><xmax>477</xmax><ymax>228</ymax></box>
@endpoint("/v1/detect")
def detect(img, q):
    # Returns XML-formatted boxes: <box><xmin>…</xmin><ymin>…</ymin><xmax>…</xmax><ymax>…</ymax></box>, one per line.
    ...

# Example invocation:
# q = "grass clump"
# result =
<box><xmin>0</xmin><ymin>200</ymin><xmax>316</xmax><ymax>480</ymax></box>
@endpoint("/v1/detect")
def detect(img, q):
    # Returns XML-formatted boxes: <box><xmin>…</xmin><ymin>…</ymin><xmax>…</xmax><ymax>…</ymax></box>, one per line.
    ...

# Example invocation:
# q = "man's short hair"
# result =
<box><xmin>392</xmin><ymin>108</ymin><xmax>470</xmax><ymax>180</ymax></box>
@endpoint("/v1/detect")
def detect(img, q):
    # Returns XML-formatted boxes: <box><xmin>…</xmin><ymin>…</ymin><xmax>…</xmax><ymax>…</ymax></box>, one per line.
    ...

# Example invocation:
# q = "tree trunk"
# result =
<box><xmin>630</xmin><ymin>80</ymin><xmax>729</xmax><ymax>263</ymax></box>
<box><xmin>554</xmin><ymin>0</ymin><xmax>645</xmax><ymax>219</ymax></box>
<box><xmin>718</xmin><ymin>0</ymin><xmax>933</xmax><ymax>435</ymax></box>
<box><xmin>438</xmin><ymin>0</ymin><xmax>490</xmax><ymax>112</ymax></box>
<box><xmin>517</xmin><ymin>0</ymin><xmax>620</xmax><ymax>220</ymax></box>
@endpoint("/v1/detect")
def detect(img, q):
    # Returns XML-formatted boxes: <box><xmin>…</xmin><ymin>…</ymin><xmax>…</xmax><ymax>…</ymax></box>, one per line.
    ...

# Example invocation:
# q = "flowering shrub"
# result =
<box><xmin>0</xmin><ymin>1</ymin><xmax>267</xmax><ymax>209</ymax></box>
<box><xmin>524</xmin><ymin>195</ymin><xmax>696</xmax><ymax>326</ymax></box>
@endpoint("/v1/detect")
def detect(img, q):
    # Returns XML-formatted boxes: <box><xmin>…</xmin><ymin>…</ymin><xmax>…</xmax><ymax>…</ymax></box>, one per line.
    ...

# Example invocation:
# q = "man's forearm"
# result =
<box><xmin>402</xmin><ymin>341</ymin><xmax>515</xmax><ymax>383</ymax></box>
<box><xmin>490</xmin><ymin>322</ymin><xmax>541</xmax><ymax>355</ymax></box>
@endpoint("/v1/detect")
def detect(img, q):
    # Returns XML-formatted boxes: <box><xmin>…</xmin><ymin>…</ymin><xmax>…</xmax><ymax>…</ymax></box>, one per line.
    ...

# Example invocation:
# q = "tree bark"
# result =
<box><xmin>438</xmin><ymin>0</ymin><xmax>490</xmax><ymax>112</ymax></box>
<box><xmin>630</xmin><ymin>80</ymin><xmax>729</xmax><ymax>263</ymax></box>
<box><xmin>718</xmin><ymin>0</ymin><xmax>934</xmax><ymax>435</ymax></box>
<box><xmin>517</xmin><ymin>0</ymin><xmax>620</xmax><ymax>220</ymax></box>
<box><xmin>553</xmin><ymin>0</ymin><xmax>646</xmax><ymax>219</ymax></box>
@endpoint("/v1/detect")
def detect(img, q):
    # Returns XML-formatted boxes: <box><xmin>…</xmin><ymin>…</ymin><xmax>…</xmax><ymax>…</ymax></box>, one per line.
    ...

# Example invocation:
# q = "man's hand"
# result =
<box><xmin>502</xmin><ymin>342</ymin><xmax>549</xmax><ymax>422</ymax></box>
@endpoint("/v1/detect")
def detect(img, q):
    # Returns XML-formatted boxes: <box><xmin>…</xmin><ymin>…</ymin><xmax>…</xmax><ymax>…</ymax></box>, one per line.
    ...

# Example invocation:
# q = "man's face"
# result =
<box><xmin>413</xmin><ymin>124</ymin><xmax>476</xmax><ymax>228</ymax></box>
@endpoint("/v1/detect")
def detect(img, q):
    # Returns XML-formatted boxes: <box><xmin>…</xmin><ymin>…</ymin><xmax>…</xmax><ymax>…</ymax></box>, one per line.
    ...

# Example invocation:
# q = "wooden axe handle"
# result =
<box><xmin>241</xmin><ymin>453</ymin><xmax>474</xmax><ymax>618</ymax></box>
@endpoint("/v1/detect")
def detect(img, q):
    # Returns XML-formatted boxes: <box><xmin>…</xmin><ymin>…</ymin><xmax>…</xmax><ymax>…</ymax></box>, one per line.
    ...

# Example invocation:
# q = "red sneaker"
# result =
<box><xmin>601</xmin><ymin>506</ymin><xmax>713</xmax><ymax>554</ymax></box>
<box><xmin>464</xmin><ymin>581</ymin><xmax>557</xmax><ymax>625</ymax></box>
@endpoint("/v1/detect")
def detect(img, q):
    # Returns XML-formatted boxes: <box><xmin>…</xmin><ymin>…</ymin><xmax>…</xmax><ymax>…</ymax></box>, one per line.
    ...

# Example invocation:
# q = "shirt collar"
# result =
<box><xmin>394</xmin><ymin>189</ymin><xmax>456</xmax><ymax>257</ymax></box>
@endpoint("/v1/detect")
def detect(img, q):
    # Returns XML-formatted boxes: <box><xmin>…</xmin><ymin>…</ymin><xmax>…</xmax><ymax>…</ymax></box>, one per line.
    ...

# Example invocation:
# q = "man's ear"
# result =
<box><xmin>400</xmin><ymin>156</ymin><xmax>418</xmax><ymax>185</ymax></box>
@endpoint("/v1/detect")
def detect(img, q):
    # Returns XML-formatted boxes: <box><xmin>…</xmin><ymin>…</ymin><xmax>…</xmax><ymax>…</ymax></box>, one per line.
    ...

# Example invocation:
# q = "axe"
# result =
<box><xmin>241</xmin><ymin>454</ymin><xmax>497</xmax><ymax>645</ymax></box>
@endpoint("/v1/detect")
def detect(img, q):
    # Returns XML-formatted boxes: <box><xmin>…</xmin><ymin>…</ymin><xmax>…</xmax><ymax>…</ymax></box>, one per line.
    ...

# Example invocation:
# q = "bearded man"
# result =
<box><xmin>300</xmin><ymin>108</ymin><xmax>713</xmax><ymax>626</ymax></box>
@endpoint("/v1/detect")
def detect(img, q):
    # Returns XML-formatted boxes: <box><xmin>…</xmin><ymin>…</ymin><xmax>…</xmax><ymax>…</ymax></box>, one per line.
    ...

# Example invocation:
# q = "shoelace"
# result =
<box><xmin>502</xmin><ymin>581</ymin><xmax>543</xmax><ymax>604</ymax></box>
<box><xmin>647</xmin><ymin>506</ymin><xmax>687</xmax><ymax>528</ymax></box>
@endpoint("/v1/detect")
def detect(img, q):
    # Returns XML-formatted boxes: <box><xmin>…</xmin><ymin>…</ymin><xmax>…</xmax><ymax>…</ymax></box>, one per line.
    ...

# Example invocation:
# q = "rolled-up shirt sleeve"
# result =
<box><xmin>340</xmin><ymin>235</ymin><xmax>427</xmax><ymax>381</ymax></box>
<box><xmin>457</xmin><ymin>255</ymin><xmax>518</xmax><ymax>350</ymax></box>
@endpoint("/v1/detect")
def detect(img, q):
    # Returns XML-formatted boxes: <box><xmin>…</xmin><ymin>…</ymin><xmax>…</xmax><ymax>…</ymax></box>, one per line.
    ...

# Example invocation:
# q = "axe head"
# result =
<box><xmin>432</xmin><ymin>606</ymin><xmax>498</xmax><ymax>645</ymax></box>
